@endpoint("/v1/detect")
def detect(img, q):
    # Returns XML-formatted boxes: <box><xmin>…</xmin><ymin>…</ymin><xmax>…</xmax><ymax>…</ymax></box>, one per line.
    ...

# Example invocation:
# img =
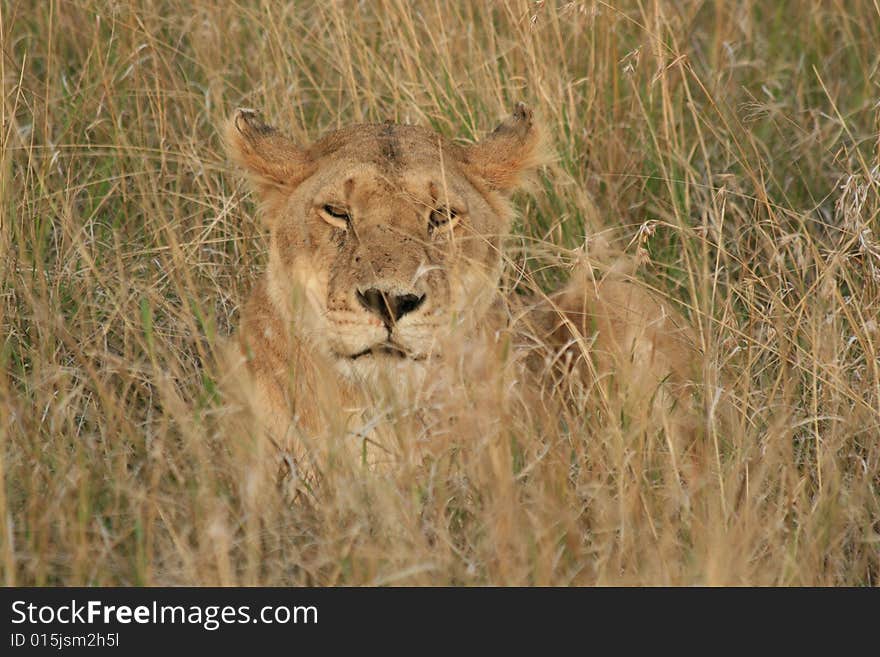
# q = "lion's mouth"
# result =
<box><xmin>345</xmin><ymin>342</ymin><xmax>428</xmax><ymax>361</ymax></box>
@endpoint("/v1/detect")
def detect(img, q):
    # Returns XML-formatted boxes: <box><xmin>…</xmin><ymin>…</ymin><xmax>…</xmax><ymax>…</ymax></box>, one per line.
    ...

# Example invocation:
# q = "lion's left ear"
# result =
<box><xmin>463</xmin><ymin>103</ymin><xmax>551</xmax><ymax>193</ymax></box>
<box><xmin>224</xmin><ymin>108</ymin><xmax>313</xmax><ymax>206</ymax></box>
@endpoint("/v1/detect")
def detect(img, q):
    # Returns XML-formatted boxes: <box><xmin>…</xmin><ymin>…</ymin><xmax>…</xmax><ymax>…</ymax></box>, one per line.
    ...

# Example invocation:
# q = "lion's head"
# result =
<box><xmin>226</xmin><ymin>104</ymin><xmax>547</xmax><ymax>377</ymax></box>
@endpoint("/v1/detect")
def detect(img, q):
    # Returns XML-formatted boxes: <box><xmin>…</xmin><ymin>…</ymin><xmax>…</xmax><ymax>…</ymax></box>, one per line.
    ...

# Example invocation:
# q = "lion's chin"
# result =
<box><xmin>333</xmin><ymin>346</ymin><xmax>433</xmax><ymax>384</ymax></box>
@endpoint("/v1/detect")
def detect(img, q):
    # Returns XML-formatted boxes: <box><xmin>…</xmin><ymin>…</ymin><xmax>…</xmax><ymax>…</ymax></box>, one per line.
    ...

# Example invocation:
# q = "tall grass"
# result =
<box><xmin>1</xmin><ymin>0</ymin><xmax>878</xmax><ymax>585</ymax></box>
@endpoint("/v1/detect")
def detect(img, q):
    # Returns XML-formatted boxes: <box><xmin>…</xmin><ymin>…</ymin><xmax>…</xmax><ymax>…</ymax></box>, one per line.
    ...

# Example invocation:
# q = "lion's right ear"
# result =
<box><xmin>463</xmin><ymin>103</ymin><xmax>551</xmax><ymax>194</ymax></box>
<box><xmin>224</xmin><ymin>108</ymin><xmax>313</xmax><ymax>207</ymax></box>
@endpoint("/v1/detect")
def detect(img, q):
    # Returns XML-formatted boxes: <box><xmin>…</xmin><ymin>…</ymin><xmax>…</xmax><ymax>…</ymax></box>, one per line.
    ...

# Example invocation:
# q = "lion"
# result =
<box><xmin>221</xmin><ymin>103</ymin><xmax>699</xmax><ymax>476</ymax></box>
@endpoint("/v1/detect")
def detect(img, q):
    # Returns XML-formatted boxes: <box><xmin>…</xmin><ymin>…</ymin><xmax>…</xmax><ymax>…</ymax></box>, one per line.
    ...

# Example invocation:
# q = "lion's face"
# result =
<box><xmin>227</xmin><ymin>105</ymin><xmax>545</xmax><ymax>376</ymax></box>
<box><xmin>269</xmin><ymin>128</ymin><xmax>506</xmax><ymax>368</ymax></box>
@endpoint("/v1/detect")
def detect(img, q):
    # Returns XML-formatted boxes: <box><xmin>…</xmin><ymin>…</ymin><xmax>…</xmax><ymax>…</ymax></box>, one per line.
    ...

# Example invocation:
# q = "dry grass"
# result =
<box><xmin>2</xmin><ymin>0</ymin><xmax>879</xmax><ymax>586</ymax></box>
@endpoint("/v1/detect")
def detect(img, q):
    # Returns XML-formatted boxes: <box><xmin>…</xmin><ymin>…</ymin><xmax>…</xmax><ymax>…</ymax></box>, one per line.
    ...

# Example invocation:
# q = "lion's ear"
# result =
<box><xmin>224</xmin><ymin>108</ymin><xmax>313</xmax><ymax>205</ymax></box>
<box><xmin>463</xmin><ymin>103</ymin><xmax>551</xmax><ymax>193</ymax></box>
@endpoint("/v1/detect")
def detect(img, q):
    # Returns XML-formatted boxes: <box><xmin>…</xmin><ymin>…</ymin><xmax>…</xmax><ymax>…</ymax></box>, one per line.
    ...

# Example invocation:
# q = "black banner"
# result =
<box><xmin>0</xmin><ymin>587</ymin><xmax>874</xmax><ymax>653</ymax></box>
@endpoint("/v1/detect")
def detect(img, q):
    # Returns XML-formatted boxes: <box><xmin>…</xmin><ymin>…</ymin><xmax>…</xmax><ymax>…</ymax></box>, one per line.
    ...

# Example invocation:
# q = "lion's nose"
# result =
<box><xmin>356</xmin><ymin>287</ymin><xmax>425</xmax><ymax>325</ymax></box>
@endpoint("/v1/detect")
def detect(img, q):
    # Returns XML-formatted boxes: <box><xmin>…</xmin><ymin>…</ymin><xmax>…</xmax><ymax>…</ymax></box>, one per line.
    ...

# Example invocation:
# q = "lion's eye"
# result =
<box><xmin>320</xmin><ymin>204</ymin><xmax>351</xmax><ymax>229</ymax></box>
<box><xmin>429</xmin><ymin>207</ymin><xmax>459</xmax><ymax>234</ymax></box>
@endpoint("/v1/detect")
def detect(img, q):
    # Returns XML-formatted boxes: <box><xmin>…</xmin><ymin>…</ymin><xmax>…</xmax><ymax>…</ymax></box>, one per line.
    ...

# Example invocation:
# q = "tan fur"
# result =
<box><xmin>221</xmin><ymin>104</ymin><xmax>699</xmax><ymax>475</ymax></box>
